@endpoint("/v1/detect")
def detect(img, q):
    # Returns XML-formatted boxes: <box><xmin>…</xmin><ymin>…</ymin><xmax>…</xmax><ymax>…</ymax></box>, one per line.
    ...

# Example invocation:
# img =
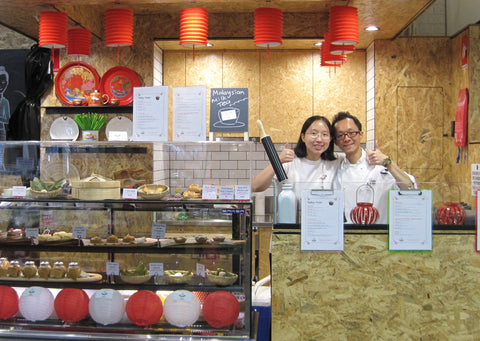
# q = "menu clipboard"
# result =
<box><xmin>301</xmin><ymin>189</ymin><xmax>344</xmax><ymax>251</ymax></box>
<box><xmin>388</xmin><ymin>189</ymin><xmax>432</xmax><ymax>251</ymax></box>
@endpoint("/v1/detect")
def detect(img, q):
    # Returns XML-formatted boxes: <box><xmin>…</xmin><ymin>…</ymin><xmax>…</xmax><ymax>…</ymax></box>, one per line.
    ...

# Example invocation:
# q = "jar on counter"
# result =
<box><xmin>38</xmin><ymin>261</ymin><xmax>51</xmax><ymax>280</ymax></box>
<box><xmin>51</xmin><ymin>261</ymin><xmax>66</xmax><ymax>279</ymax></box>
<box><xmin>67</xmin><ymin>262</ymin><xmax>81</xmax><ymax>281</ymax></box>
<box><xmin>22</xmin><ymin>261</ymin><xmax>38</xmax><ymax>279</ymax></box>
<box><xmin>7</xmin><ymin>260</ymin><xmax>21</xmax><ymax>277</ymax></box>
<box><xmin>278</xmin><ymin>183</ymin><xmax>296</xmax><ymax>224</ymax></box>
<box><xmin>0</xmin><ymin>257</ymin><xmax>9</xmax><ymax>276</ymax></box>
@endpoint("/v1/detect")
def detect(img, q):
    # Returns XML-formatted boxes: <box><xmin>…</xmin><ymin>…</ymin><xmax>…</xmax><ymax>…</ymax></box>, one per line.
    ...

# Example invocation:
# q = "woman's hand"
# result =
<box><xmin>279</xmin><ymin>142</ymin><xmax>295</xmax><ymax>163</ymax></box>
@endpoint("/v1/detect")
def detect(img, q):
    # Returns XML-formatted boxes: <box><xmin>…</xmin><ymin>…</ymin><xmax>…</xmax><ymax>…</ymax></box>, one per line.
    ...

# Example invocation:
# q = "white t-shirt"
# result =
<box><xmin>279</xmin><ymin>154</ymin><xmax>344</xmax><ymax>199</ymax></box>
<box><xmin>334</xmin><ymin>149</ymin><xmax>415</xmax><ymax>224</ymax></box>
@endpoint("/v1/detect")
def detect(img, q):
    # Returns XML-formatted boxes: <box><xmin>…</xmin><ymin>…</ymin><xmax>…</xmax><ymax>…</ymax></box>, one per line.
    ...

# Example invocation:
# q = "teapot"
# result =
<box><xmin>350</xmin><ymin>184</ymin><xmax>379</xmax><ymax>225</ymax></box>
<box><xmin>88</xmin><ymin>90</ymin><xmax>109</xmax><ymax>106</ymax></box>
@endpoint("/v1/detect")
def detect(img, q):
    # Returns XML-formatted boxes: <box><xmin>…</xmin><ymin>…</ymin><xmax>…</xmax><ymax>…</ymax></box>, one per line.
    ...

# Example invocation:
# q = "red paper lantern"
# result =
<box><xmin>329</xmin><ymin>6</ymin><xmax>359</xmax><ymax>46</ymax></box>
<box><xmin>126</xmin><ymin>290</ymin><xmax>163</xmax><ymax>326</ymax></box>
<box><xmin>104</xmin><ymin>8</ymin><xmax>134</xmax><ymax>47</ymax></box>
<box><xmin>54</xmin><ymin>288</ymin><xmax>89</xmax><ymax>322</ymax></box>
<box><xmin>321</xmin><ymin>32</ymin><xmax>347</xmax><ymax>66</ymax></box>
<box><xmin>329</xmin><ymin>44</ymin><xmax>355</xmax><ymax>55</ymax></box>
<box><xmin>67</xmin><ymin>28</ymin><xmax>91</xmax><ymax>56</ymax></box>
<box><xmin>180</xmin><ymin>8</ymin><xmax>208</xmax><ymax>47</ymax></box>
<box><xmin>202</xmin><ymin>291</ymin><xmax>239</xmax><ymax>328</ymax></box>
<box><xmin>254</xmin><ymin>8</ymin><xmax>283</xmax><ymax>48</ymax></box>
<box><xmin>39</xmin><ymin>11</ymin><xmax>68</xmax><ymax>48</ymax></box>
<box><xmin>0</xmin><ymin>286</ymin><xmax>18</xmax><ymax>320</ymax></box>
<box><xmin>436</xmin><ymin>202</ymin><xmax>466</xmax><ymax>225</ymax></box>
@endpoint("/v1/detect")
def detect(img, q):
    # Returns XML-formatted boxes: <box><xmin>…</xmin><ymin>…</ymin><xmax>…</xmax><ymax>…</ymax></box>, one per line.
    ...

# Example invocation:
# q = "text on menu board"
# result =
<box><xmin>210</xmin><ymin>88</ymin><xmax>248</xmax><ymax>132</ymax></box>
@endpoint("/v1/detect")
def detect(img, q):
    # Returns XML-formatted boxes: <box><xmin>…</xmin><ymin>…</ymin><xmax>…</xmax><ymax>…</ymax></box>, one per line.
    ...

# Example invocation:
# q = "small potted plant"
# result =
<box><xmin>74</xmin><ymin>113</ymin><xmax>107</xmax><ymax>141</ymax></box>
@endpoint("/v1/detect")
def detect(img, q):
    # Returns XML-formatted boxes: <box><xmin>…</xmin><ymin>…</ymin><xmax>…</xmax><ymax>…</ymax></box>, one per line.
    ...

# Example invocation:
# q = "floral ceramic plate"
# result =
<box><xmin>55</xmin><ymin>62</ymin><xmax>100</xmax><ymax>105</ymax></box>
<box><xmin>100</xmin><ymin>66</ymin><xmax>140</xmax><ymax>106</ymax></box>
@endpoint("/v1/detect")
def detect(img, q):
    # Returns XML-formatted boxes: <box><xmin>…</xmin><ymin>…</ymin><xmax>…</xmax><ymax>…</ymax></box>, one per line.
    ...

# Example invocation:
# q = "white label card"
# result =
<box><xmin>151</xmin><ymin>223</ymin><xmax>166</xmax><ymax>239</ymax></box>
<box><xmin>235</xmin><ymin>185</ymin><xmax>251</xmax><ymax>200</ymax></box>
<box><xmin>106</xmin><ymin>262</ymin><xmax>119</xmax><ymax>276</ymax></box>
<box><xmin>196</xmin><ymin>263</ymin><xmax>206</xmax><ymax>277</ymax></box>
<box><xmin>202</xmin><ymin>185</ymin><xmax>218</xmax><ymax>200</ymax></box>
<box><xmin>219</xmin><ymin>186</ymin><xmax>235</xmax><ymax>200</ymax></box>
<box><xmin>108</xmin><ymin>131</ymin><xmax>128</xmax><ymax>141</ymax></box>
<box><xmin>25</xmin><ymin>228</ymin><xmax>38</xmax><ymax>238</ymax></box>
<box><xmin>122</xmin><ymin>188</ymin><xmax>137</xmax><ymax>200</ymax></box>
<box><xmin>149</xmin><ymin>263</ymin><xmax>164</xmax><ymax>276</ymax></box>
<box><xmin>72</xmin><ymin>226</ymin><xmax>87</xmax><ymax>239</ymax></box>
<box><xmin>12</xmin><ymin>186</ymin><xmax>27</xmax><ymax>197</ymax></box>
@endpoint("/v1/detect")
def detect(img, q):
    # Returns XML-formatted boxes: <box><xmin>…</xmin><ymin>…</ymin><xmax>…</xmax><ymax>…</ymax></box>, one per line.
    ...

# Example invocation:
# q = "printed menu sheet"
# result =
<box><xmin>301</xmin><ymin>189</ymin><xmax>344</xmax><ymax>251</ymax></box>
<box><xmin>132</xmin><ymin>86</ymin><xmax>168</xmax><ymax>141</ymax></box>
<box><xmin>172</xmin><ymin>86</ymin><xmax>207</xmax><ymax>141</ymax></box>
<box><xmin>388</xmin><ymin>189</ymin><xmax>432</xmax><ymax>251</ymax></box>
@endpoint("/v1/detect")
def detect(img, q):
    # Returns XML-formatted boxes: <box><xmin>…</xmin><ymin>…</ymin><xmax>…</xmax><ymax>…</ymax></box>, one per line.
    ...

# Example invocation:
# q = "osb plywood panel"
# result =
<box><xmin>374</xmin><ymin>38</ymin><xmax>452</xmax><ymax>185</ymax></box>
<box><xmin>164</xmin><ymin>52</ymin><xmax>187</xmax><ymax>140</ymax></box>
<box><xmin>397</xmin><ymin>87</ymin><xmax>443</xmax><ymax>170</ymax></box>
<box><xmin>468</xmin><ymin>25</ymin><xmax>480</xmax><ymax>143</ymax></box>
<box><xmin>259</xmin><ymin>51</ymin><xmax>314</xmax><ymax>142</ymax></box>
<box><xmin>313</xmin><ymin>50</ymin><xmax>366</xmax><ymax>125</ymax></box>
<box><xmin>271</xmin><ymin>232</ymin><xmax>480</xmax><ymax>341</ymax></box>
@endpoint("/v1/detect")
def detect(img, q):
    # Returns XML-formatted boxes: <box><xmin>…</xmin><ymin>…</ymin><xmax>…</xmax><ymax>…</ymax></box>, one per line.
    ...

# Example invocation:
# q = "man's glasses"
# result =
<box><xmin>335</xmin><ymin>131</ymin><xmax>361</xmax><ymax>140</ymax></box>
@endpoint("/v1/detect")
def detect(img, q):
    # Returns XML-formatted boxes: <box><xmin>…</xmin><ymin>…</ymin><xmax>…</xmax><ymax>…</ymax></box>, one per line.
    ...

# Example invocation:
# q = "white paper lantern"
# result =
<box><xmin>19</xmin><ymin>286</ymin><xmax>54</xmax><ymax>322</ymax></box>
<box><xmin>88</xmin><ymin>289</ymin><xmax>125</xmax><ymax>325</ymax></box>
<box><xmin>163</xmin><ymin>290</ymin><xmax>201</xmax><ymax>327</ymax></box>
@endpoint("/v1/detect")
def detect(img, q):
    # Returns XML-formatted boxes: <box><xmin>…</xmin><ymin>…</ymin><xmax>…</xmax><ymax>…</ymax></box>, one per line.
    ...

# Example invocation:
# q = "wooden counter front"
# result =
<box><xmin>271</xmin><ymin>228</ymin><xmax>480</xmax><ymax>340</ymax></box>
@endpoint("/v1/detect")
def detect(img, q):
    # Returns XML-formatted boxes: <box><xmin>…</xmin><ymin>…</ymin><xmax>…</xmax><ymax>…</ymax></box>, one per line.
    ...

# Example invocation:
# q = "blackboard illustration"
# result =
<box><xmin>210</xmin><ymin>88</ymin><xmax>248</xmax><ymax>132</ymax></box>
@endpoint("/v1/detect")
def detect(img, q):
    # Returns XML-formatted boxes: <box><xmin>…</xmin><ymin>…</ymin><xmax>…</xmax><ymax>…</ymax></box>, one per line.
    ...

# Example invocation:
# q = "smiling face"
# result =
<box><xmin>333</xmin><ymin>117</ymin><xmax>364</xmax><ymax>161</ymax></box>
<box><xmin>301</xmin><ymin>119</ymin><xmax>332</xmax><ymax>161</ymax></box>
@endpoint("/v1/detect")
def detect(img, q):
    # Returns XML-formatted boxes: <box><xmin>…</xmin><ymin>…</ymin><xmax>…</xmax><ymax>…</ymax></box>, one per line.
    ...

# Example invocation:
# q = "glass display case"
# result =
<box><xmin>0</xmin><ymin>141</ymin><xmax>254</xmax><ymax>340</ymax></box>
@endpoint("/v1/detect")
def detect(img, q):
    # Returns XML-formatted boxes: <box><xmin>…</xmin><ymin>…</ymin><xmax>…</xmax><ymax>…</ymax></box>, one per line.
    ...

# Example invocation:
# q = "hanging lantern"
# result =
<box><xmin>19</xmin><ymin>287</ymin><xmax>54</xmax><ymax>322</ymax></box>
<box><xmin>329</xmin><ymin>6</ymin><xmax>359</xmax><ymax>46</ymax></box>
<box><xmin>0</xmin><ymin>286</ymin><xmax>18</xmax><ymax>320</ymax></box>
<box><xmin>202</xmin><ymin>291</ymin><xmax>240</xmax><ymax>328</ymax></box>
<box><xmin>126</xmin><ymin>290</ymin><xmax>163</xmax><ymax>326</ymax></box>
<box><xmin>89</xmin><ymin>289</ymin><xmax>125</xmax><ymax>325</ymax></box>
<box><xmin>180</xmin><ymin>8</ymin><xmax>208</xmax><ymax>47</ymax></box>
<box><xmin>67</xmin><ymin>28</ymin><xmax>91</xmax><ymax>56</ymax></box>
<box><xmin>39</xmin><ymin>11</ymin><xmax>68</xmax><ymax>48</ymax></box>
<box><xmin>254</xmin><ymin>7</ymin><xmax>283</xmax><ymax>50</ymax></box>
<box><xmin>104</xmin><ymin>8</ymin><xmax>134</xmax><ymax>47</ymax></box>
<box><xmin>329</xmin><ymin>44</ymin><xmax>355</xmax><ymax>55</ymax></box>
<box><xmin>54</xmin><ymin>288</ymin><xmax>89</xmax><ymax>322</ymax></box>
<box><xmin>350</xmin><ymin>184</ymin><xmax>379</xmax><ymax>225</ymax></box>
<box><xmin>163</xmin><ymin>290</ymin><xmax>201</xmax><ymax>328</ymax></box>
<box><xmin>321</xmin><ymin>32</ymin><xmax>347</xmax><ymax>66</ymax></box>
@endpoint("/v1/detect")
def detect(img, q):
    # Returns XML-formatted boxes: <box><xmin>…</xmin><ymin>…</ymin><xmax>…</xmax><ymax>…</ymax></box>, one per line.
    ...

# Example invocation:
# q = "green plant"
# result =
<box><xmin>73</xmin><ymin>113</ymin><xmax>107</xmax><ymax>130</ymax></box>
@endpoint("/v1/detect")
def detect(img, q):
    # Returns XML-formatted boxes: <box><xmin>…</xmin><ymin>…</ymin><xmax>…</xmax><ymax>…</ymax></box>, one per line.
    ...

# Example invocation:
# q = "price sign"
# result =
<box><xmin>151</xmin><ymin>223</ymin><xmax>166</xmax><ymax>239</ymax></box>
<box><xmin>149</xmin><ymin>263</ymin><xmax>164</xmax><ymax>276</ymax></box>
<box><xmin>12</xmin><ymin>186</ymin><xmax>27</xmax><ymax>198</ymax></box>
<box><xmin>235</xmin><ymin>185</ymin><xmax>251</xmax><ymax>200</ymax></box>
<box><xmin>106</xmin><ymin>262</ymin><xmax>119</xmax><ymax>276</ymax></box>
<box><xmin>202</xmin><ymin>185</ymin><xmax>218</xmax><ymax>200</ymax></box>
<box><xmin>122</xmin><ymin>188</ymin><xmax>138</xmax><ymax>200</ymax></box>
<box><xmin>25</xmin><ymin>228</ymin><xmax>38</xmax><ymax>238</ymax></box>
<box><xmin>196</xmin><ymin>263</ymin><xmax>206</xmax><ymax>277</ymax></box>
<box><xmin>219</xmin><ymin>186</ymin><xmax>235</xmax><ymax>200</ymax></box>
<box><xmin>72</xmin><ymin>226</ymin><xmax>87</xmax><ymax>239</ymax></box>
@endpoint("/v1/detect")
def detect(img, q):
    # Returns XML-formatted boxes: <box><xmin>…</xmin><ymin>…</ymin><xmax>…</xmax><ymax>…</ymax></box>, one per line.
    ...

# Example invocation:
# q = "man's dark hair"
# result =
<box><xmin>332</xmin><ymin>111</ymin><xmax>362</xmax><ymax>132</ymax></box>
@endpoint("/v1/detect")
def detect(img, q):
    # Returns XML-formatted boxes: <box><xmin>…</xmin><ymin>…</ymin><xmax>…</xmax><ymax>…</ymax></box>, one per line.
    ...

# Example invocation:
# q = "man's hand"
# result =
<box><xmin>366</xmin><ymin>140</ymin><xmax>388</xmax><ymax>166</ymax></box>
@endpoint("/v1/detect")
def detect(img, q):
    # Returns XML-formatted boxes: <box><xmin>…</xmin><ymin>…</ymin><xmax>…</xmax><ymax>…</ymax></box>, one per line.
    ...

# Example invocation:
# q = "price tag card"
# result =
<box><xmin>202</xmin><ymin>185</ymin><xmax>218</xmax><ymax>200</ymax></box>
<box><xmin>72</xmin><ymin>226</ymin><xmax>87</xmax><ymax>239</ymax></box>
<box><xmin>149</xmin><ymin>263</ymin><xmax>164</xmax><ymax>276</ymax></box>
<box><xmin>12</xmin><ymin>186</ymin><xmax>27</xmax><ymax>197</ymax></box>
<box><xmin>108</xmin><ymin>131</ymin><xmax>128</xmax><ymax>141</ymax></box>
<box><xmin>219</xmin><ymin>186</ymin><xmax>235</xmax><ymax>200</ymax></box>
<box><xmin>25</xmin><ymin>228</ymin><xmax>38</xmax><ymax>238</ymax></box>
<box><xmin>151</xmin><ymin>223</ymin><xmax>166</xmax><ymax>239</ymax></box>
<box><xmin>106</xmin><ymin>262</ymin><xmax>119</xmax><ymax>276</ymax></box>
<box><xmin>196</xmin><ymin>263</ymin><xmax>206</xmax><ymax>277</ymax></box>
<box><xmin>122</xmin><ymin>188</ymin><xmax>138</xmax><ymax>200</ymax></box>
<box><xmin>235</xmin><ymin>185</ymin><xmax>251</xmax><ymax>200</ymax></box>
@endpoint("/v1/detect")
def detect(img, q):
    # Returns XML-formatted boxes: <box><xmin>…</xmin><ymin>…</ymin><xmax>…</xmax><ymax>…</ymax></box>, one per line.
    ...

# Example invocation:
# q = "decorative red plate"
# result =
<box><xmin>100</xmin><ymin>66</ymin><xmax>140</xmax><ymax>106</ymax></box>
<box><xmin>55</xmin><ymin>62</ymin><xmax>100</xmax><ymax>106</ymax></box>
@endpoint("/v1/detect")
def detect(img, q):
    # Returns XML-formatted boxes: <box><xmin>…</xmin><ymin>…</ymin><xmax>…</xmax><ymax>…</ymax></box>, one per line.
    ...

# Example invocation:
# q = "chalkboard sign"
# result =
<box><xmin>210</xmin><ymin>88</ymin><xmax>248</xmax><ymax>132</ymax></box>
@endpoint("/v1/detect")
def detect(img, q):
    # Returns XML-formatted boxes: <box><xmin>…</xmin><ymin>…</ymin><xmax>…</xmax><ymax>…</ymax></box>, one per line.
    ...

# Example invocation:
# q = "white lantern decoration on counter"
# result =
<box><xmin>163</xmin><ymin>290</ymin><xmax>201</xmax><ymax>327</ymax></box>
<box><xmin>19</xmin><ymin>286</ymin><xmax>54</xmax><ymax>321</ymax></box>
<box><xmin>89</xmin><ymin>289</ymin><xmax>125</xmax><ymax>325</ymax></box>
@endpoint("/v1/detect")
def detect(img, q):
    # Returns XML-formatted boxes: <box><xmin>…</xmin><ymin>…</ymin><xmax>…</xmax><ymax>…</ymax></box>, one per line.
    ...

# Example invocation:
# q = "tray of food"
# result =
<box><xmin>82</xmin><ymin>235</ymin><xmax>160</xmax><ymax>247</ymax></box>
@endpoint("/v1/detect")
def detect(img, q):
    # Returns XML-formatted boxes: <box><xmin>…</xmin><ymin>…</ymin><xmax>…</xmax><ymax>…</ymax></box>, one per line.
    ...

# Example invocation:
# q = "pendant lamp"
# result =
<box><xmin>39</xmin><ymin>11</ymin><xmax>68</xmax><ymax>48</ymax></box>
<box><xmin>321</xmin><ymin>32</ymin><xmax>347</xmax><ymax>66</ymax></box>
<box><xmin>180</xmin><ymin>8</ymin><xmax>209</xmax><ymax>47</ymax></box>
<box><xmin>254</xmin><ymin>7</ymin><xmax>283</xmax><ymax>51</ymax></box>
<box><xmin>67</xmin><ymin>28</ymin><xmax>91</xmax><ymax>56</ymax></box>
<box><xmin>329</xmin><ymin>6</ymin><xmax>359</xmax><ymax>46</ymax></box>
<box><xmin>104</xmin><ymin>8</ymin><xmax>134</xmax><ymax>47</ymax></box>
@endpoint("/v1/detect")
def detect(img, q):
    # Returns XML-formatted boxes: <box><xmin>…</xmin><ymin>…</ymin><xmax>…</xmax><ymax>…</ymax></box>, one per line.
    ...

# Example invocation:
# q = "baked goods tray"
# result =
<box><xmin>0</xmin><ymin>272</ymin><xmax>102</xmax><ymax>282</ymax></box>
<box><xmin>0</xmin><ymin>237</ymin><xmax>78</xmax><ymax>246</ymax></box>
<box><xmin>82</xmin><ymin>237</ymin><xmax>164</xmax><ymax>247</ymax></box>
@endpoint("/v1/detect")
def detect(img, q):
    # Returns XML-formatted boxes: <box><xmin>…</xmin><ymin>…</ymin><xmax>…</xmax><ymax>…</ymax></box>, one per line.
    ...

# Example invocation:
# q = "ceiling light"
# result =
<box><xmin>365</xmin><ymin>25</ymin><xmax>379</xmax><ymax>31</ymax></box>
<box><xmin>314</xmin><ymin>42</ymin><xmax>323</xmax><ymax>46</ymax></box>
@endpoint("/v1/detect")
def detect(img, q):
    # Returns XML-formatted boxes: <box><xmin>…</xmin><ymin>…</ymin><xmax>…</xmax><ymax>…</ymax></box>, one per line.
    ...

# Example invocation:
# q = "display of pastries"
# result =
<box><xmin>122</xmin><ymin>234</ymin><xmax>135</xmax><ymax>243</ymax></box>
<box><xmin>183</xmin><ymin>184</ymin><xmax>202</xmax><ymax>199</ymax></box>
<box><xmin>106</xmin><ymin>234</ymin><xmax>119</xmax><ymax>243</ymax></box>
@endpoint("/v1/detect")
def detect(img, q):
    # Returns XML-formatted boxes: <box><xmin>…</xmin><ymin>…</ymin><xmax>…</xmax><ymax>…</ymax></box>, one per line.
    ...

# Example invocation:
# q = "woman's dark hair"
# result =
<box><xmin>331</xmin><ymin>111</ymin><xmax>362</xmax><ymax>132</ymax></box>
<box><xmin>294</xmin><ymin>115</ymin><xmax>336</xmax><ymax>160</ymax></box>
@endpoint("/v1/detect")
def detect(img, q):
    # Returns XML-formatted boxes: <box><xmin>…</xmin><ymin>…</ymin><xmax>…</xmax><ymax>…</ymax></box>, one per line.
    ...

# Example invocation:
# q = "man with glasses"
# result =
<box><xmin>332</xmin><ymin>111</ymin><xmax>415</xmax><ymax>224</ymax></box>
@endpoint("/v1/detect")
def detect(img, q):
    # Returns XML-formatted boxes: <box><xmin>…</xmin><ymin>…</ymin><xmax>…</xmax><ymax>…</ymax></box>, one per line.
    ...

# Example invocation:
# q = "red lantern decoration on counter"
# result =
<box><xmin>104</xmin><ymin>8</ymin><xmax>134</xmax><ymax>47</ymax></box>
<box><xmin>0</xmin><ymin>286</ymin><xmax>18</xmax><ymax>320</ymax></box>
<box><xmin>436</xmin><ymin>202</ymin><xmax>466</xmax><ymax>225</ymax></box>
<box><xmin>54</xmin><ymin>288</ymin><xmax>89</xmax><ymax>322</ymax></box>
<box><xmin>39</xmin><ymin>11</ymin><xmax>68</xmax><ymax>48</ymax></box>
<box><xmin>126</xmin><ymin>290</ymin><xmax>163</xmax><ymax>326</ymax></box>
<box><xmin>202</xmin><ymin>291</ymin><xmax>240</xmax><ymax>328</ymax></box>
<box><xmin>350</xmin><ymin>184</ymin><xmax>379</xmax><ymax>225</ymax></box>
<box><xmin>67</xmin><ymin>28</ymin><xmax>91</xmax><ymax>56</ymax></box>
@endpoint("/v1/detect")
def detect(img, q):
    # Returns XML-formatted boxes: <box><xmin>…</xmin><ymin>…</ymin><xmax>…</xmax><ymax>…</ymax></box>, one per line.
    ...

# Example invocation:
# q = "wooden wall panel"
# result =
<box><xmin>468</xmin><ymin>25</ymin><xmax>480</xmax><ymax>143</ymax></box>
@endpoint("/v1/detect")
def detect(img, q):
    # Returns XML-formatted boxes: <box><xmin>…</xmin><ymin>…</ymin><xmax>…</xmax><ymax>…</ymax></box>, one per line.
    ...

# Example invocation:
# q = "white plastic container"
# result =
<box><xmin>278</xmin><ymin>183</ymin><xmax>296</xmax><ymax>223</ymax></box>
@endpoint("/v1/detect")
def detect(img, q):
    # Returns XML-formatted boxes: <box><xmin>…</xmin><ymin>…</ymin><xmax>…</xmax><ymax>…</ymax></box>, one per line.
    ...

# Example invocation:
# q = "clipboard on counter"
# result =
<box><xmin>388</xmin><ymin>189</ymin><xmax>432</xmax><ymax>251</ymax></box>
<box><xmin>300</xmin><ymin>189</ymin><xmax>344</xmax><ymax>251</ymax></box>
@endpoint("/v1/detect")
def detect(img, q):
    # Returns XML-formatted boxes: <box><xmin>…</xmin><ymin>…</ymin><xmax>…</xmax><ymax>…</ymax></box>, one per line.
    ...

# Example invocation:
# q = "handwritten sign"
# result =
<box><xmin>210</xmin><ymin>88</ymin><xmax>248</xmax><ymax>132</ymax></box>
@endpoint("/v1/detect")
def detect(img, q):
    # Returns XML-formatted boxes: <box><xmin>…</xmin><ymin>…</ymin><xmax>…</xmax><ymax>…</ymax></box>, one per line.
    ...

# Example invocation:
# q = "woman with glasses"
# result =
<box><xmin>252</xmin><ymin>115</ymin><xmax>343</xmax><ymax>198</ymax></box>
<box><xmin>332</xmin><ymin>111</ymin><xmax>415</xmax><ymax>224</ymax></box>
